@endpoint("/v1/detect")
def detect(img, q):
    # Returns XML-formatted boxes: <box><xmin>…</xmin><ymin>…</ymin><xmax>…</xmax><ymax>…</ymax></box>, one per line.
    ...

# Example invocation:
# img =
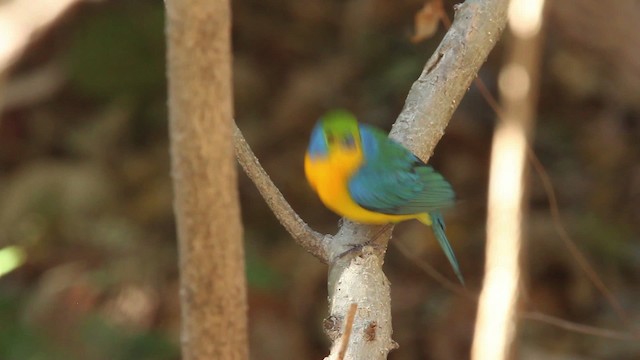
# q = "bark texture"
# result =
<box><xmin>166</xmin><ymin>0</ymin><xmax>248</xmax><ymax>359</ymax></box>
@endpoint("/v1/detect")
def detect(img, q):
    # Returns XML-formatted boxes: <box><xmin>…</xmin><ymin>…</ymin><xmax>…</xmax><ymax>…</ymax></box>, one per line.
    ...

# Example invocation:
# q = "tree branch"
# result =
<box><xmin>389</xmin><ymin>1</ymin><xmax>507</xmax><ymax>154</ymax></box>
<box><xmin>326</xmin><ymin>1</ymin><xmax>508</xmax><ymax>358</ymax></box>
<box><xmin>233</xmin><ymin>0</ymin><xmax>508</xmax><ymax>358</ymax></box>
<box><xmin>233</xmin><ymin>123</ymin><xmax>329</xmax><ymax>263</ymax></box>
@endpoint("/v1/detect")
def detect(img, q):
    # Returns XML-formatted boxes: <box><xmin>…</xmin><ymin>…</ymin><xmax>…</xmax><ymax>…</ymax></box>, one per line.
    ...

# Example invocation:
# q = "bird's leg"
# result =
<box><xmin>338</xmin><ymin>224</ymin><xmax>393</xmax><ymax>259</ymax></box>
<box><xmin>368</xmin><ymin>223</ymin><xmax>393</xmax><ymax>245</ymax></box>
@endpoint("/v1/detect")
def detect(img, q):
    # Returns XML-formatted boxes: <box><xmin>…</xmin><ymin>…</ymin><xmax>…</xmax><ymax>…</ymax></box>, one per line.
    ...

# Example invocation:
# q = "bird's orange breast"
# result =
<box><xmin>304</xmin><ymin>153</ymin><xmax>418</xmax><ymax>224</ymax></box>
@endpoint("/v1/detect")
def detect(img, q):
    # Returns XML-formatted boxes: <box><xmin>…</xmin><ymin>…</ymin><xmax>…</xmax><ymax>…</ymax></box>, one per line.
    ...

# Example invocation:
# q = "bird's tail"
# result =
<box><xmin>423</xmin><ymin>212</ymin><xmax>465</xmax><ymax>285</ymax></box>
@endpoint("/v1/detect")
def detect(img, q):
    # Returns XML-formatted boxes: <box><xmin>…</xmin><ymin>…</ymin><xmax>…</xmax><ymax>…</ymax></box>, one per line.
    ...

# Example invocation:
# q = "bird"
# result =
<box><xmin>304</xmin><ymin>110</ymin><xmax>463</xmax><ymax>284</ymax></box>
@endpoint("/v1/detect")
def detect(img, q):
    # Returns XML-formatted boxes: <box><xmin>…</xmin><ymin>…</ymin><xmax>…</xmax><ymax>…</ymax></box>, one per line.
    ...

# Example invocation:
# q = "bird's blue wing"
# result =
<box><xmin>348</xmin><ymin>125</ymin><xmax>455</xmax><ymax>215</ymax></box>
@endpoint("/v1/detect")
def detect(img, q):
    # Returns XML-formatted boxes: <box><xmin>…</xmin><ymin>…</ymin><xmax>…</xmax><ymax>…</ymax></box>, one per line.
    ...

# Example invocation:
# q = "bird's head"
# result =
<box><xmin>307</xmin><ymin>110</ymin><xmax>364</xmax><ymax>174</ymax></box>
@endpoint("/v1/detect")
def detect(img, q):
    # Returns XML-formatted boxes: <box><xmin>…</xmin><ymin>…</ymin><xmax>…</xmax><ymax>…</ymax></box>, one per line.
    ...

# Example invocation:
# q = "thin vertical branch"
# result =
<box><xmin>527</xmin><ymin>150</ymin><xmax>636</xmax><ymax>334</ymax></box>
<box><xmin>472</xmin><ymin>0</ymin><xmax>545</xmax><ymax>359</ymax></box>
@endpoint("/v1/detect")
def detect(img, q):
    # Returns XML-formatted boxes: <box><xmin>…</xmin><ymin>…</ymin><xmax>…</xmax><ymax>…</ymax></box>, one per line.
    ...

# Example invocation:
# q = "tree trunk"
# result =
<box><xmin>166</xmin><ymin>0</ymin><xmax>248</xmax><ymax>359</ymax></box>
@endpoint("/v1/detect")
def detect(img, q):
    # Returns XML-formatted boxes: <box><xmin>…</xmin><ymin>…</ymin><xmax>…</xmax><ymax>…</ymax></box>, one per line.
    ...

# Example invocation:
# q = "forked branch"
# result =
<box><xmin>234</xmin><ymin>0</ymin><xmax>509</xmax><ymax>358</ymax></box>
<box><xmin>233</xmin><ymin>124</ymin><xmax>329</xmax><ymax>262</ymax></box>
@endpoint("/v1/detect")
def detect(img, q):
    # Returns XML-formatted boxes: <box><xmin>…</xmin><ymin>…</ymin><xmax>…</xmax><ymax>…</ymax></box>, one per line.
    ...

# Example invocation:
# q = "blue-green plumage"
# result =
<box><xmin>348</xmin><ymin>124</ymin><xmax>463</xmax><ymax>284</ymax></box>
<box><xmin>305</xmin><ymin>111</ymin><xmax>463</xmax><ymax>284</ymax></box>
<box><xmin>349</xmin><ymin>125</ymin><xmax>455</xmax><ymax>214</ymax></box>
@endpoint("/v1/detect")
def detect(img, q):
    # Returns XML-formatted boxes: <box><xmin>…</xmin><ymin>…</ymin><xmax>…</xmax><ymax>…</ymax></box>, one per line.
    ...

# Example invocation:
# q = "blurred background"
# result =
<box><xmin>1</xmin><ymin>0</ymin><xmax>639</xmax><ymax>359</ymax></box>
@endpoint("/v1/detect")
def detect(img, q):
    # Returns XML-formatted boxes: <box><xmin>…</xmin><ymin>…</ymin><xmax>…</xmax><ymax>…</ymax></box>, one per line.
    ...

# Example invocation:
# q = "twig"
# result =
<box><xmin>527</xmin><ymin>149</ymin><xmax>638</xmax><ymax>336</ymax></box>
<box><xmin>392</xmin><ymin>240</ymin><xmax>476</xmax><ymax>301</ymax></box>
<box><xmin>519</xmin><ymin>312</ymin><xmax>636</xmax><ymax>341</ymax></box>
<box><xmin>233</xmin><ymin>122</ymin><xmax>329</xmax><ymax>263</ymax></box>
<box><xmin>337</xmin><ymin>303</ymin><xmax>358</xmax><ymax>360</ymax></box>
<box><xmin>473</xmin><ymin>77</ymin><xmax>503</xmax><ymax>117</ymax></box>
<box><xmin>396</xmin><ymin>237</ymin><xmax>639</xmax><ymax>341</ymax></box>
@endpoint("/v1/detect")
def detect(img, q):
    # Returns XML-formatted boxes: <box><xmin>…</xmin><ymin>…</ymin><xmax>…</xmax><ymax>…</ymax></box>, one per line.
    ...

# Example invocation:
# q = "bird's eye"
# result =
<box><xmin>326</xmin><ymin>133</ymin><xmax>336</xmax><ymax>144</ymax></box>
<box><xmin>342</xmin><ymin>135</ymin><xmax>356</xmax><ymax>149</ymax></box>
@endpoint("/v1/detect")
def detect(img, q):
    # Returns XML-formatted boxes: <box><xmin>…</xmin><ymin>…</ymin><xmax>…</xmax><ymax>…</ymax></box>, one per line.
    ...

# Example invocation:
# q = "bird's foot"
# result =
<box><xmin>336</xmin><ymin>224</ymin><xmax>393</xmax><ymax>259</ymax></box>
<box><xmin>337</xmin><ymin>239</ymin><xmax>380</xmax><ymax>259</ymax></box>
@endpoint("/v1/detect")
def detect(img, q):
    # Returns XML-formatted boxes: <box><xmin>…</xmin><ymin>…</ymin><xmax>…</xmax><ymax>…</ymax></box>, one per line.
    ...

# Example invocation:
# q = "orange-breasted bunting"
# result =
<box><xmin>304</xmin><ymin>110</ymin><xmax>463</xmax><ymax>284</ymax></box>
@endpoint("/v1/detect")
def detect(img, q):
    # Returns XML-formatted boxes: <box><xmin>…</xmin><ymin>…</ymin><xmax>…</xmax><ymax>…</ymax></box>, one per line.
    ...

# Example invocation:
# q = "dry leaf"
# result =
<box><xmin>411</xmin><ymin>0</ymin><xmax>444</xmax><ymax>43</ymax></box>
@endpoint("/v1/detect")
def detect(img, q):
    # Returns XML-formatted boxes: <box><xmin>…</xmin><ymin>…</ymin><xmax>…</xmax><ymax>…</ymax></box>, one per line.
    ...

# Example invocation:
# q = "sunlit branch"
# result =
<box><xmin>472</xmin><ymin>0</ymin><xmax>545</xmax><ymax>359</ymax></box>
<box><xmin>519</xmin><ymin>312</ymin><xmax>636</xmax><ymax>341</ymax></box>
<box><xmin>0</xmin><ymin>0</ymin><xmax>83</xmax><ymax>74</ymax></box>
